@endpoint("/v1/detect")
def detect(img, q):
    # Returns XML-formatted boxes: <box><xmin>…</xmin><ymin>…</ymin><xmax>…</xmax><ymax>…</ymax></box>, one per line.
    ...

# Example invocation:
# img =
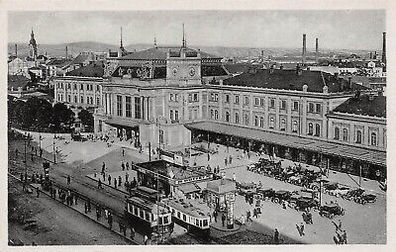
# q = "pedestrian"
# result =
<box><xmin>108</xmin><ymin>175</ymin><xmax>111</xmax><ymax>185</ymax></box>
<box><xmin>342</xmin><ymin>230</ymin><xmax>347</xmax><ymax>244</ymax></box>
<box><xmin>39</xmin><ymin>148</ymin><xmax>43</xmax><ymax>158</ymax></box>
<box><xmin>214</xmin><ymin>210</ymin><xmax>218</xmax><ymax>222</ymax></box>
<box><xmin>216</xmin><ymin>165</ymin><xmax>220</xmax><ymax>174</ymax></box>
<box><xmin>253</xmin><ymin>208</ymin><xmax>258</xmax><ymax>218</ymax></box>
<box><xmin>118</xmin><ymin>176</ymin><xmax>122</xmax><ymax>186</ymax></box>
<box><xmin>130</xmin><ymin>227</ymin><xmax>135</xmax><ymax>239</ymax></box>
<box><xmin>104</xmin><ymin>209</ymin><xmax>108</xmax><ymax>220</ymax></box>
<box><xmin>221</xmin><ymin>213</ymin><xmax>226</xmax><ymax>227</ymax></box>
<box><xmin>122</xmin><ymin>148</ymin><xmax>125</xmax><ymax>157</ymax></box>
<box><xmin>121</xmin><ymin>162</ymin><xmax>125</xmax><ymax>171</ymax></box>
<box><xmin>274</xmin><ymin>228</ymin><xmax>279</xmax><ymax>244</ymax></box>
<box><xmin>102</xmin><ymin>162</ymin><xmax>106</xmax><ymax>174</ymax></box>
<box><xmin>300</xmin><ymin>222</ymin><xmax>305</xmax><ymax>236</ymax></box>
<box><xmin>67</xmin><ymin>175</ymin><xmax>71</xmax><ymax>185</ymax></box>
<box><xmin>98</xmin><ymin>179</ymin><xmax>103</xmax><ymax>189</ymax></box>
<box><xmin>108</xmin><ymin>212</ymin><xmax>113</xmax><ymax>230</ymax></box>
<box><xmin>126</xmin><ymin>162</ymin><xmax>130</xmax><ymax>170</ymax></box>
<box><xmin>232</xmin><ymin>173</ymin><xmax>236</xmax><ymax>181</ymax></box>
<box><xmin>123</xmin><ymin>224</ymin><xmax>127</xmax><ymax>236</ymax></box>
<box><xmin>144</xmin><ymin>235</ymin><xmax>149</xmax><ymax>245</ymax></box>
<box><xmin>36</xmin><ymin>187</ymin><xmax>39</xmax><ymax>198</ymax></box>
<box><xmin>229</xmin><ymin>155</ymin><xmax>232</xmax><ymax>165</ymax></box>
<box><xmin>31</xmin><ymin>153</ymin><xmax>34</xmax><ymax>162</ymax></box>
<box><xmin>114</xmin><ymin>178</ymin><xmax>117</xmax><ymax>188</ymax></box>
<box><xmin>125</xmin><ymin>173</ymin><xmax>129</xmax><ymax>182</ymax></box>
<box><xmin>74</xmin><ymin>194</ymin><xmax>78</xmax><ymax>205</ymax></box>
<box><xmin>84</xmin><ymin>202</ymin><xmax>88</xmax><ymax>213</ymax></box>
<box><xmin>225</xmin><ymin>158</ymin><xmax>228</xmax><ymax>166</ymax></box>
<box><xmin>247</xmin><ymin>210</ymin><xmax>252</xmax><ymax>222</ymax></box>
<box><xmin>207</xmin><ymin>153</ymin><xmax>210</xmax><ymax>161</ymax></box>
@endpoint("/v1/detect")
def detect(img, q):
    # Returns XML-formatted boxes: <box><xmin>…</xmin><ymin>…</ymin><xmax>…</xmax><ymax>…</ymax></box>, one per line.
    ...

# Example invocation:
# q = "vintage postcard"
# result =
<box><xmin>1</xmin><ymin>0</ymin><xmax>393</xmax><ymax>251</ymax></box>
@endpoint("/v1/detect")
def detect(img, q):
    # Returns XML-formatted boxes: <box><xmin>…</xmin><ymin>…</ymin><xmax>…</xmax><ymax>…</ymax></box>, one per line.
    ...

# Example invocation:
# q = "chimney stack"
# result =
<box><xmin>66</xmin><ymin>46</ymin><xmax>68</xmax><ymax>59</ymax></box>
<box><xmin>382</xmin><ymin>32</ymin><xmax>386</xmax><ymax>64</ymax></box>
<box><xmin>15</xmin><ymin>44</ymin><xmax>18</xmax><ymax>57</ymax></box>
<box><xmin>369</xmin><ymin>51</ymin><xmax>373</xmax><ymax>59</ymax></box>
<box><xmin>302</xmin><ymin>34</ymin><xmax>306</xmax><ymax>65</ymax></box>
<box><xmin>315</xmin><ymin>38</ymin><xmax>319</xmax><ymax>64</ymax></box>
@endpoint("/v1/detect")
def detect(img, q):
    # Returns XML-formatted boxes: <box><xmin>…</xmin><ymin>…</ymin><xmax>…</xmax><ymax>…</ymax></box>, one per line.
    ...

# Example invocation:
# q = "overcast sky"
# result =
<box><xmin>8</xmin><ymin>10</ymin><xmax>385</xmax><ymax>50</ymax></box>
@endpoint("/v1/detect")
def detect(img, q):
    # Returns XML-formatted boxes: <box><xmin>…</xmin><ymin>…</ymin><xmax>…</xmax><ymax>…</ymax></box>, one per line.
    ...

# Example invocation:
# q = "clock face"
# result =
<box><xmin>172</xmin><ymin>68</ymin><xmax>178</xmax><ymax>76</ymax></box>
<box><xmin>189</xmin><ymin>67</ymin><xmax>196</xmax><ymax>77</ymax></box>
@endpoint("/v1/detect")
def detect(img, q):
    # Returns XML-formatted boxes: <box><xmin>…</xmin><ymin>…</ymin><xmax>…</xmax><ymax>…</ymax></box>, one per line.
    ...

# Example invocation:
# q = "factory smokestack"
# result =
<box><xmin>15</xmin><ymin>44</ymin><xmax>18</xmax><ymax>57</ymax></box>
<box><xmin>315</xmin><ymin>38</ymin><xmax>319</xmax><ymax>64</ymax></box>
<box><xmin>382</xmin><ymin>32</ymin><xmax>386</xmax><ymax>64</ymax></box>
<box><xmin>302</xmin><ymin>34</ymin><xmax>306</xmax><ymax>65</ymax></box>
<box><xmin>66</xmin><ymin>46</ymin><xmax>68</xmax><ymax>59</ymax></box>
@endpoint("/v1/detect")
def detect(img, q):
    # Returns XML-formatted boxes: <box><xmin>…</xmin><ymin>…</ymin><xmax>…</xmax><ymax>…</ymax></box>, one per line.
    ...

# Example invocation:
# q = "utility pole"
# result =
<box><xmin>53</xmin><ymin>140</ymin><xmax>56</xmax><ymax>164</ymax></box>
<box><xmin>359</xmin><ymin>165</ymin><xmax>362</xmax><ymax>187</ymax></box>
<box><xmin>149</xmin><ymin>142</ymin><xmax>152</xmax><ymax>161</ymax></box>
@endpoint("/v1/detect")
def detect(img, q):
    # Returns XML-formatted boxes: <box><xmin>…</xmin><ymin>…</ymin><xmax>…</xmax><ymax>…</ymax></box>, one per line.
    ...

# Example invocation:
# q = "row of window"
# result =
<box><xmin>169</xmin><ymin>93</ymin><xmax>179</xmax><ymax>102</ymax></box>
<box><xmin>188</xmin><ymin>93</ymin><xmax>199</xmax><ymax>103</ymax></box>
<box><xmin>173</xmin><ymin>209</ymin><xmax>209</xmax><ymax>228</ymax></box>
<box><xmin>128</xmin><ymin>203</ymin><xmax>170</xmax><ymax>225</ymax></box>
<box><xmin>57</xmin><ymin>94</ymin><xmax>100</xmax><ymax>105</ymax></box>
<box><xmin>334</xmin><ymin>127</ymin><xmax>379</xmax><ymax>146</ymax></box>
<box><xmin>114</xmin><ymin>95</ymin><xmax>142</xmax><ymax>119</ymax></box>
<box><xmin>215</xmin><ymin>93</ymin><xmax>322</xmax><ymax>114</ymax></box>
<box><xmin>57</xmin><ymin>82</ymin><xmax>100</xmax><ymax>92</ymax></box>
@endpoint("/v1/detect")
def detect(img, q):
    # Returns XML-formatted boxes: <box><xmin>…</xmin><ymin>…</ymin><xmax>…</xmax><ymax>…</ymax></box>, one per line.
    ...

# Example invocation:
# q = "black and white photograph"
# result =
<box><xmin>3</xmin><ymin>0</ymin><xmax>392</xmax><ymax>248</ymax></box>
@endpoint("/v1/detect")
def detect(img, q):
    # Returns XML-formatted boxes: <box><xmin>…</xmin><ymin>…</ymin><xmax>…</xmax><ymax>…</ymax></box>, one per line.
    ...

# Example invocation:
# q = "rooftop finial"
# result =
<box><xmin>182</xmin><ymin>23</ymin><xmax>186</xmax><ymax>48</ymax></box>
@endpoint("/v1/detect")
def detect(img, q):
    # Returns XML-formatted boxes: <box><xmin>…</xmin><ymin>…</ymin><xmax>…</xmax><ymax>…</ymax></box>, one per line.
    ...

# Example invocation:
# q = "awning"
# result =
<box><xmin>186</xmin><ymin>121</ymin><xmax>386</xmax><ymax>167</ymax></box>
<box><xmin>104</xmin><ymin>118</ymin><xmax>143</xmax><ymax>128</ymax></box>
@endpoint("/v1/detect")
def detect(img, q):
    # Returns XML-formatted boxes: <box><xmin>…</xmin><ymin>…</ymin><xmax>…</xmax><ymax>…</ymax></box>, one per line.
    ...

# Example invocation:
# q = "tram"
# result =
<box><xmin>164</xmin><ymin>197</ymin><xmax>211</xmax><ymax>238</ymax></box>
<box><xmin>124</xmin><ymin>187</ymin><xmax>173</xmax><ymax>237</ymax></box>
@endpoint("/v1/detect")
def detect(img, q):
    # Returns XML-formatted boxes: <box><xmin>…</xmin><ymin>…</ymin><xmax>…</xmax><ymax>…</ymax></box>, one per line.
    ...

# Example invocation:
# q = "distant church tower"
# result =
<box><xmin>29</xmin><ymin>28</ymin><xmax>38</xmax><ymax>59</ymax></box>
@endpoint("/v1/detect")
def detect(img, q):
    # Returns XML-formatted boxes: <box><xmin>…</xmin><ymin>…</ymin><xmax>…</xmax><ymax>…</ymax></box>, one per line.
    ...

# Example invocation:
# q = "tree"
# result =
<box><xmin>78</xmin><ymin>109</ymin><xmax>94</xmax><ymax>131</ymax></box>
<box><xmin>52</xmin><ymin>103</ymin><xmax>75</xmax><ymax>131</ymax></box>
<box><xmin>36</xmin><ymin>100</ymin><xmax>53</xmax><ymax>130</ymax></box>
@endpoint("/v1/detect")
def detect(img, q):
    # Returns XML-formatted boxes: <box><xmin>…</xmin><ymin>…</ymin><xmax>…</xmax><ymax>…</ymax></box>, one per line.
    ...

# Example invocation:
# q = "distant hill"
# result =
<box><xmin>8</xmin><ymin>41</ymin><xmax>373</xmax><ymax>59</ymax></box>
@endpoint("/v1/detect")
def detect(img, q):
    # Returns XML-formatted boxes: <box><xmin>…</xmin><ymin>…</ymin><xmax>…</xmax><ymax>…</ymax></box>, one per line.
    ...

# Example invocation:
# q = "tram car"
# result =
<box><xmin>124</xmin><ymin>194</ymin><xmax>173</xmax><ymax>237</ymax></box>
<box><xmin>164</xmin><ymin>197</ymin><xmax>211</xmax><ymax>239</ymax></box>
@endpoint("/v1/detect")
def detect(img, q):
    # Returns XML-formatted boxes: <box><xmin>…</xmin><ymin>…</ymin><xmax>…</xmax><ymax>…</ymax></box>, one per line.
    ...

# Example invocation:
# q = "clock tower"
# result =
<box><xmin>166</xmin><ymin>47</ymin><xmax>202</xmax><ymax>86</ymax></box>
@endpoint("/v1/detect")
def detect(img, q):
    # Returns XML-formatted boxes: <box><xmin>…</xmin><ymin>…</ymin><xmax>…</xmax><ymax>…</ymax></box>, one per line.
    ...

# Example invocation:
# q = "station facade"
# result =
<box><xmin>53</xmin><ymin>41</ymin><xmax>386</xmax><ymax>181</ymax></box>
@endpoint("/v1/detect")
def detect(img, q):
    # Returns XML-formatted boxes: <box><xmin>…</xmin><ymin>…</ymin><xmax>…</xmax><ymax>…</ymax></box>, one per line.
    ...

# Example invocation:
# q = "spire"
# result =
<box><xmin>31</xmin><ymin>28</ymin><xmax>34</xmax><ymax>37</ymax></box>
<box><xmin>182</xmin><ymin>23</ymin><xmax>186</xmax><ymax>48</ymax></box>
<box><xmin>120</xmin><ymin>26</ymin><xmax>123</xmax><ymax>48</ymax></box>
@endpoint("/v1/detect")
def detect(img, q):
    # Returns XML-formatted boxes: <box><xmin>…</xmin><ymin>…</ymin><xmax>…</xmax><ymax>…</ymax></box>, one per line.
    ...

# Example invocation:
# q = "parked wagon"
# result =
<box><xmin>319</xmin><ymin>203</ymin><xmax>345</xmax><ymax>219</ymax></box>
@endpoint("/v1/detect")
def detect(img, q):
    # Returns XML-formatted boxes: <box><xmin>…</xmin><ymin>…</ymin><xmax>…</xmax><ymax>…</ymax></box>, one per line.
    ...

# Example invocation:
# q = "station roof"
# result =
<box><xmin>222</xmin><ymin>69</ymin><xmax>368</xmax><ymax>93</ymax></box>
<box><xmin>186</xmin><ymin>121</ymin><xmax>386</xmax><ymax>167</ymax></box>
<box><xmin>119</xmin><ymin>46</ymin><xmax>218</xmax><ymax>60</ymax></box>
<box><xmin>332</xmin><ymin>94</ymin><xmax>386</xmax><ymax>118</ymax></box>
<box><xmin>66</xmin><ymin>63</ymin><xmax>104</xmax><ymax>77</ymax></box>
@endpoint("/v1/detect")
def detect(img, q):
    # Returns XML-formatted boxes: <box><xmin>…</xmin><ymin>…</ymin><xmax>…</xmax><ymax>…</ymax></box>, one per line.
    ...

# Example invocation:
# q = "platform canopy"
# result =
<box><xmin>186</xmin><ymin>121</ymin><xmax>386</xmax><ymax>167</ymax></box>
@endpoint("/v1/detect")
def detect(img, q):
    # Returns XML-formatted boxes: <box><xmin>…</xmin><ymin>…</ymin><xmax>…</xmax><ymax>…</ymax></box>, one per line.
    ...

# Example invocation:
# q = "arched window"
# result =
<box><xmin>244</xmin><ymin>114</ymin><xmax>249</xmax><ymax>125</ymax></box>
<box><xmin>308</xmin><ymin>123</ymin><xmax>313</xmax><ymax>135</ymax></box>
<box><xmin>342</xmin><ymin>128</ymin><xmax>348</xmax><ymax>141</ymax></box>
<box><xmin>334</xmin><ymin>127</ymin><xmax>340</xmax><ymax>140</ymax></box>
<box><xmin>292</xmin><ymin>121</ymin><xmax>298</xmax><ymax>133</ymax></box>
<box><xmin>269</xmin><ymin>117</ymin><xmax>275</xmax><ymax>129</ymax></box>
<box><xmin>80</xmin><ymin>96</ymin><xmax>84</xmax><ymax>104</ymax></box>
<box><xmin>96</xmin><ymin>97</ymin><xmax>100</xmax><ymax>105</ymax></box>
<box><xmin>215</xmin><ymin>110</ymin><xmax>219</xmax><ymax>120</ymax></box>
<box><xmin>235</xmin><ymin>112</ymin><xmax>239</xmax><ymax>124</ymax></box>
<box><xmin>259</xmin><ymin>117</ymin><xmax>264</xmax><ymax>128</ymax></box>
<box><xmin>371</xmin><ymin>132</ymin><xmax>377</xmax><ymax>146</ymax></box>
<box><xmin>280</xmin><ymin>119</ymin><xmax>286</xmax><ymax>131</ymax></box>
<box><xmin>225</xmin><ymin>111</ymin><xmax>230</xmax><ymax>122</ymax></box>
<box><xmin>90</xmin><ymin>97</ymin><xmax>93</xmax><ymax>104</ymax></box>
<box><xmin>356</xmin><ymin>130</ymin><xmax>362</xmax><ymax>144</ymax></box>
<box><xmin>254</xmin><ymin>116</ymin><xmax>259</xmax><ymax>127</ymax></box>
<box><xmin>210</xmin><ymin>109</ymin><xmax>214</xmax><ymax>119</ymax></box>
<box><xmin>315</xmin><ymin>124</ymin><xmax>320</xmax><ymax>137</ymax></box>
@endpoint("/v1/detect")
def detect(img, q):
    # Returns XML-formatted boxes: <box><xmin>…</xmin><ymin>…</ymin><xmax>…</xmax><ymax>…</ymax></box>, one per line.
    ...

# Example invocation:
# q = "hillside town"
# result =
<box><xmin>8</xmin><ymin>13</ymin><xmax>386</xmax><ymax>246</ymax></box>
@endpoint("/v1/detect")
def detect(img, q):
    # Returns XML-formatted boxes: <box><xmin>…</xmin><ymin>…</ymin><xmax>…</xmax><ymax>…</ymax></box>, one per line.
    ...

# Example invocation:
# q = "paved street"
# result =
<box><xmin>10</xmin><ymin>130</ymin><xmax>386</xmax><ymax>244</ymax></box>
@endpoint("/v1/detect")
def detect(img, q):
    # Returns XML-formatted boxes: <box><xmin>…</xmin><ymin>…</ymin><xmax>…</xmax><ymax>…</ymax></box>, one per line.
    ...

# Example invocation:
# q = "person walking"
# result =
<box><xmin>114</xmin><ymin>178</ymin><xmax>117</xmax><ymax>188</ymax></box>
<box><xmin>39</xmin><ymin>148</ymin><xmax>43</xmax><ymax>158</ymax></box>
<box><xmin>221</xmin><ymin>213</ymin><xmax>226</xmax><ymax>227</ymax></box>
<box><xmin>118</xmin><ymin>176</ymin><xmax>122</xmax><ymax>186</ymax></box>
<box><xmin>126</xmin><ymin>162</ymin><xmax>130</xmax><ymax>170</ymax></box>
<box><xmin>108</xmin><ymin>175</ymin><xmax>111</xmax><ymax>185</ymax></box>
<box><xmin>224</xmin><ymin>158</ymin><xmax>228</xmax><ymax>167</ymax></box>
<box><xmin>36</xmin><ymin>187</ymin><xmax>40</xmax><ymax>198</ymax></box>
<box><xmin>87</xmin><ymin>199</ymin><xmax>91</xmax><ymax>212</ymax></box>
<box><xmin>300</xmin><ymin>222</ymin><xmax>305</xmax><ymax>236</ymax></box>
<box><xmin>67</xmin><ymin>175</ymin><xmax>71</xmax><ymax>185</ymax></box>
<box><xmin>214</xmin><ymin>210</ymin><xmax>218</xmax><ymax>223</ymax></box>
<box><xmin>122</xmin><ymin>148</ymin><xmax>125</xmax><ymax>157</ymax></box>
<box><xmin>108</xmin><ymin>212</ymin><xmax>113</xmax><ymax>230</ymax></box>
<box><xmin>84</xmin><ymin>202</ymin><xmax>88</xmax><ymax>214</ymax></box>
<box><xmin>274</xmin><ymin>228</ymin><xmax>279</xmax><ymax>244</ymax></box>
<box><xmin>102</xmin><ymin>162</ymin><xmax>106</xmax><ymax>174</ymax></box>
<box><xmin>121</xmin><ymin>162</ymin><xmax>125</xmax><ymax>171</ymax></box>
<box><xmin>342</xmin><ymin>230</ymin><xmax>347</xmax><ymax>244</ymax></box>
<box><xmin>98</xmin><ymin>179</ymin><xmax>103</xmax><ymax>189</ymax></box>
